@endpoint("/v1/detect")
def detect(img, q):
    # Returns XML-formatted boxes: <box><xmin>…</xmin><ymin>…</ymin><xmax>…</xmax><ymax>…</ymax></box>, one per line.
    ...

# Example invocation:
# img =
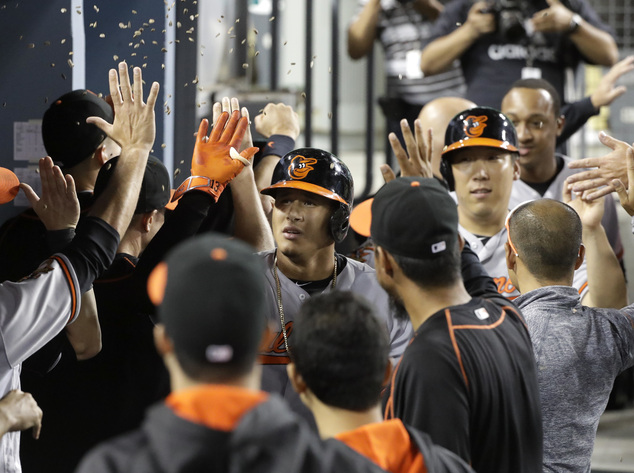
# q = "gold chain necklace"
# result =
<box><xmin>273</xmin><ymin>252</ymin><xmax>337</xmax><ymax>353</ymax></box>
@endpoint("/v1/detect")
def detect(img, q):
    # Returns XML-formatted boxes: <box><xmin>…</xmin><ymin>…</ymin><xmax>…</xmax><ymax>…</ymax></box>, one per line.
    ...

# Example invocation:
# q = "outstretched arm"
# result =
<box><xmin>564</xmin><ymin>184</ymin><xmax>627</xmax><ymax>308</ymax></box>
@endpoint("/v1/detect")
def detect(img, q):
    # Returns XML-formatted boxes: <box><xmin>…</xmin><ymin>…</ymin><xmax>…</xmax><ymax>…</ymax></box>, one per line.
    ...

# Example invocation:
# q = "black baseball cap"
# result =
<box><xmin>147</xmin><ymin>234</ymin><xmax>267</xmax><ymax>370</ymax></box>
<box><xmin>442</xmin><ymin>106</ymin><xmax>518</xmax><ymax>157</ymax></box>
<box><xmin>371</xmin><ymin>177</ymin><xmax>458</xmax><ymax>259</ymax></box>
<box><xmin>93</xmin><ymin>155</ymin><xmax>171</xmax><ymax>214</ymax></box>
<box><xmin>42</xmin><ymin>90</ymin><xmax>114</xmax><ymax>168</ymax></box>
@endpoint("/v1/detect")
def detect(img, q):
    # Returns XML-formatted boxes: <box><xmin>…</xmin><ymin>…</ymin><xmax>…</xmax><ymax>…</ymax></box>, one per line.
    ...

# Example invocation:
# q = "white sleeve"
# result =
<box><xmin>0</xmin><ymin>254</ymin><xmax>81</xmax><ymax>369</ymax></box>
<box><xmin>572</xmin><ymin>258</ymin><xmax>589</xmax><ymax>302</ymax></box>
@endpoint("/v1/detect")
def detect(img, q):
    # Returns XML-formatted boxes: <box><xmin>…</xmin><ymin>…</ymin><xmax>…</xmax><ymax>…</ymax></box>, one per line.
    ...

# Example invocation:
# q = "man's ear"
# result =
<box><xmin>153</xmin><ymin>324</ymin><xmax>174</xmax><ymax>356</ymax></box>
<box><xmin>574</xmin><ymin>244</ymin><xmax>585</xmax><ymax>270</ymax></box>
<box><xmin>505</xmin><ymin>241</ymin><xmax>517</xmax><ymax>272</ymax></box>
<box><xmin>287</xmin><ymin>362</ymin><xmax>307</xmax><ymax>395</ymax></box>
<box><xmin>375</xmin><ymin>246</ymin><xmax>394</xmax><ymax>277</ymax></box>
<box><xmin>95</xmin><ymin>145</ymin><xmax>109</xmax><ymax>166</ymax></box>
<box><xmin>512</xmin><ymin>156</ymin><xmax>521</xmax><ymax>181</ymax></box>
<box><xmin>141</xmin><ymin>210</ymin><xmax>158</xmax><ymax>233</ymax></box>
<box><xmin>556</xmin><ymin>114</ymin><xmax>566</xmax><ymax>137</ymax></box>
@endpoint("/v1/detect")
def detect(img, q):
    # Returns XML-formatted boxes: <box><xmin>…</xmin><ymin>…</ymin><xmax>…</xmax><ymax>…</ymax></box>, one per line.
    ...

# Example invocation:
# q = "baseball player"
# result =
<box><xmin>288</xmin><ymin>290</ymin><xmax>475</xmax><ymax>473</ymax></box>
<box><xmin>0</xmin><ymin>62</ymin><xmax>159</xmax><ymax>473</ymax></box>
<box><xmin>257</xmin><ymin>148</ymin><xmax>413</xmax><ymax>423</ymax></box>
<box><xmin>440</xmin><ymin>106</ymin><xmax>626</xmax><ymax>307</ymax></box>
<box><xmin>372</xmin><ymin>176</ymin><xmax>543</xmax><ymax>472</ymax></box>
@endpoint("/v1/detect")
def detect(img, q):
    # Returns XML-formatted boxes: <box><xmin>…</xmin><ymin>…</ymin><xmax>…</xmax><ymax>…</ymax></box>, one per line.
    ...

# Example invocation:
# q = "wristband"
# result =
<box><xmin>261</xmin><ymin>135</ymin><xmax>296</xmax><ymax>159</ymax></box>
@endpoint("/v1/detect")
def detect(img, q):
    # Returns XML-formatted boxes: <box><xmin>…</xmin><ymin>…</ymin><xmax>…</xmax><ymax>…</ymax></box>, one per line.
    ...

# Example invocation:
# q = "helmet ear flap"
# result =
<box><xmin>330</xmin><ymin>204</ymin><xmax>350</xmax><ymax>243</ymax></box>
<box><xmin>440</xmin><ymin>158</ymin><xmax>455</xmax><ymax>192</ymax></box>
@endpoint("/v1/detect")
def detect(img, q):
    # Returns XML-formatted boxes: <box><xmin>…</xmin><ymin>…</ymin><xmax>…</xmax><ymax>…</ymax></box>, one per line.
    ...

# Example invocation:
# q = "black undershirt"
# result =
<box><xmin>288</xmin><ymin>253</ymin><xmax>347</xmax><ymax>295</ymax></box>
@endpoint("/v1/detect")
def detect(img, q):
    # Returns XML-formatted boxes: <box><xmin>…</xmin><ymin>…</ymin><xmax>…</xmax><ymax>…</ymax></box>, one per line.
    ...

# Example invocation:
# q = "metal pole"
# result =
<box><xmin>330</xmin><ymin>0</ymin><xmax>339</xmax><ymax>156</ymax></box>
<box><xmin>304</xmin><ymin>0</ymin><xmax>313</xmax><ymax>146</ymax></box>
<box><xmin>361</xmin><ymin>46</ymin><xmax>375</xmax><ymax>199</ymax></box>
<box><xmin>271</xmin><ymin>0</ymin><xmax>279</xmax><ymax>90</ymax></box>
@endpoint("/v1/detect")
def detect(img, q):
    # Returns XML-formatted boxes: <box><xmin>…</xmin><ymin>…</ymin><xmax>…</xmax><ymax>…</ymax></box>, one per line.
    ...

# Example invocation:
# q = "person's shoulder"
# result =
<box><xmin>344</xmin><ymin>256</ymin><xmax>376</xmax><ymax>274</ymax></box>
<box><xmin>257</xmin><ymin>249</ymin><xmax>276</xmax><ymax>264</ymax></box>
<box><xmin>76</xmin><ymin>429</ymin><xmax>149</xmax><ymax>473</ymax></box>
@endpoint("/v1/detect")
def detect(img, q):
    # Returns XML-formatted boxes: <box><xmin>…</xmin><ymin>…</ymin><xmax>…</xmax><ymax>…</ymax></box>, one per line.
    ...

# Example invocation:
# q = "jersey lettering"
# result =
<box><xmin>494</xmin><ymin>276</ymin><xmax>516</xmax><ymax>296</ymax></box>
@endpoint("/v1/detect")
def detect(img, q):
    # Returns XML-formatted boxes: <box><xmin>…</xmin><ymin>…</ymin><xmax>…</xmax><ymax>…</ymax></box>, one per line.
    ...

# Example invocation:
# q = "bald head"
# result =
<box><xmin>418</xmin><ymin>97</ymin><xmax>477</xmax><ymax>176</ymax></box>
<box><xmin>508</xmin><ymin>199</ymin><xmax>582</xmax><ymax>282</ymax></box>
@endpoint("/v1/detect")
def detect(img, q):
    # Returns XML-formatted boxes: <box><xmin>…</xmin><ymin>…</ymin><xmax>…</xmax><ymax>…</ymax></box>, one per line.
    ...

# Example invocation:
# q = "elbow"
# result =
<box><xmin>73</xmin><ymin>339</ymin><xmax>102</xmax><ymax>360</ymax></box>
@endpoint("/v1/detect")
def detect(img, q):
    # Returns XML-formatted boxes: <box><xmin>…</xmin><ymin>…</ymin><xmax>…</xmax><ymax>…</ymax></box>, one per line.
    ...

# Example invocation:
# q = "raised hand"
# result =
<box><xmin>20</xmin><ymin>156</ymin><xmax>79</xmax><ymax>231</ymax></box>
<box><xmin>611</xmin><ymin>147</ymin><xmax>634</xmax><ymax>216</ymax></box>
<box><xmin>173</xmin><ymin>111</ymin><xmax>258</xmax><ymax>202</ymax></box>
<box><xmin>381</xmin><ymin>119</ymin><xmax>434</xmax><ymax>183</ymax></box>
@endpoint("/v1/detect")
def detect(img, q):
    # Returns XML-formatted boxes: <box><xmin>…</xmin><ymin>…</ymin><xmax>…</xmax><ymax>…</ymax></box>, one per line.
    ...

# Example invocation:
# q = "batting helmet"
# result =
<box><xmin>261</xmin><ymin>148</ymin><xmax>354</xmax><ymax>242</ymax></box>
<box><xmin>440</xmin><ymin>106</ymin><xmax>518</xmax><ymax>191</ymax></box>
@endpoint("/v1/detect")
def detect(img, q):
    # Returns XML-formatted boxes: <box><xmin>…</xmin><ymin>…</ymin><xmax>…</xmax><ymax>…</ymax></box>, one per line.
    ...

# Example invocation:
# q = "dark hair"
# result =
<box><xmin>290</xmin><ymin>291</ymin><xmax>389</xmax><ymax>411</ymax></box>
<box><xmin>507</xmin><ymin>78</ymin><xmax>561</xmax><ymax>117</ymax></box>
<box><xmin>390</xmin><ymin>243</ymin><xmax>462</xmax><ymax>288</ymax></box>
<box><xmin>509</xmin><ymin>199</ymin><xmax>582</xmax><ymax>281</ymax></box>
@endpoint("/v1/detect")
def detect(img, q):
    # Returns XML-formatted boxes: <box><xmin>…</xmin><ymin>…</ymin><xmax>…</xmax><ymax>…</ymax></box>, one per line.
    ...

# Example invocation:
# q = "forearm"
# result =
<box><xmin>582</xmin><ymin>225</ymin><xmax>627</xmax><ymax>308</ymax></box>
<box><xmin>231</xmin><ymin>168</ymin><xmax>275</xmax><ymax>251</ymax></box>
<box><xmin>420</xmin><ymin>26</ymin><xmax>476</xmax><ymax>75</ymax></box>
<box><xmin>413</xmin><ymin>0</ymin><xmax>444</xmax><ymax>19</ymax></box>
<box><xmin>570</xmin><ymin>21</ymin><xmax>618</xmax><ymax>66</ymax></box>
<box><xmin>460</xmin><ymin>242</ymin><xmax>499</xmax><ymax>298</ymax></box>
<box><xmin>347</xmin><ymin>0</ymin><xmax>381</xmax><ymax>59</ymax></box>
<box><xmin>65</xmin><ymin>289</ymin><xmax>102</xmax><ymax>360</ymax></box>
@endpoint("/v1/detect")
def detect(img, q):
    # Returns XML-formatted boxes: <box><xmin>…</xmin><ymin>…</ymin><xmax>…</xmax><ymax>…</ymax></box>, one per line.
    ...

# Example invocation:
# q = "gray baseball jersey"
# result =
<box><xmin>0</xmin><ymin>254</ymin><xmax>80</xmax><ymax>473</ymax></box>
<box><xmin>510</xmin><ymin>154</ymin><xmax>624</xmax><ymax>260</ymax></box>
<box><xmin>459</xmin><ymin>224</ymin><xmax>589</xmax><ymax>301</ymax></box>
<box><xmin>258</xmin><ymin>249</ymin><xmax>412</xmax><ymax>419</ymax></box>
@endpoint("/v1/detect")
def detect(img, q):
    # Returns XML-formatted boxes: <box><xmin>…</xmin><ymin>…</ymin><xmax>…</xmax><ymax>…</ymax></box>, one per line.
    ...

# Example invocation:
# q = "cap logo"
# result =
<box><xmin>206</xmin><ymin>344</ymin><xmax>233</xmax><ymax>363</ymax></box>
<box><xmin>288</xmin><ymin>155</ymin><xmax>318</xmax><ymax>180</ymax></box>
<box><xmin>463</xmin><ymin>115</ymin><xmax>488</xmax><ymax>138</ymax></box>
<box><xmin>431</xmin><ymin>241</ymin><xmax>446</xmax><ymax>254</ymax></box>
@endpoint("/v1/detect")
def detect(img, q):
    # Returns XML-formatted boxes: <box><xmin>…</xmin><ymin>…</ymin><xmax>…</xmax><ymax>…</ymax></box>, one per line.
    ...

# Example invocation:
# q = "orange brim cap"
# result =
<box><xmin>165</xmin><ymin>189</ymin><xmax>179</xmax><ymax>211</ymax></box>
<box><xmin>0</xmin><ymin>168</ymin><xmax>20</xmax><ymax>204</ymax></box>
<box><xmin>261</xmin><ymin>180</ymin><xmax>348</xmax><ymax>205</ymax></box>
<box><xmin>442</xmin><ymin>137</ymin><xmax>518</xmax><ymax>155</ymax></box>
<box><xmin>350</xmin><ymin>198</ymin><xmax>373</xmax><ymax>238</ymax></box>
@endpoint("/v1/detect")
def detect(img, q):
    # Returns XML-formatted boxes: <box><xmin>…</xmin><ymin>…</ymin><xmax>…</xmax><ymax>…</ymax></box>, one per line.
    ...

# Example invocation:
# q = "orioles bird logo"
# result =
<box><xmin>463</xmin><ymin>115</ymin><xmax>488</xmax><ymax>138</ymax></box>
<box><xmin>288</xmin><ymin>155</ymin><xmax>318</xmax><ymax>180</ymax></box>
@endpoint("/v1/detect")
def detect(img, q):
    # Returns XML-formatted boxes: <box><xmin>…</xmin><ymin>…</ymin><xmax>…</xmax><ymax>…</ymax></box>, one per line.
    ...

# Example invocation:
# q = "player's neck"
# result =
<box><xmin>276</xmin><ymin>246</ymin><xmax>336</xmax><ymax>281</ymax></box>
<box><xmin>309</xmin><ymin>398</ymin><xmax>383</xmax><ymax>440</ymax></box>
<box><xmin>519</xmin><ymin>155</ymin><xmax>558</xmax><ymax>184</ymax></box>
<box><xmin>458</xmin><ymin>207</ymin><xmax>506</xmax><ymax>238</ymax></box>
<box><xmin>401</xmin><ymin>280</ymin><xmax>472</xmax><ymax>331</ymax></box>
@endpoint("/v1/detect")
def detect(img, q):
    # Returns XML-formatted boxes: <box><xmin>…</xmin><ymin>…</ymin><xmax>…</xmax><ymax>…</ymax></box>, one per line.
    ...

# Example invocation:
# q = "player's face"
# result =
<box><xmin>501</xmin><ymin>87</ymin><xmax>562</xmax><ymax>175</ymax></box>
<box><xmin>450</xmin><ymin>147</ymin><xmax>520</xmax><ymax>224</ymax></box>
<box><xmin>271</xmin><ymin>188</ymin><xmax>334</xmax><ymax>258</ymax></box>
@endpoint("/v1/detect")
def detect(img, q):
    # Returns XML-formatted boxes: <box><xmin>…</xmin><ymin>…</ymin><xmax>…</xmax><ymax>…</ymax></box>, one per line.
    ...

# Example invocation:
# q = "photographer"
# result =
<box><xmin>419</xmin><ymin>0</ymin><xmax>617</xmax><ymax>112</ymax></box>
<box><xmin>348</xmin><ymin>0</ymin><xmax>466</xmax><ymax>149</ymax></box>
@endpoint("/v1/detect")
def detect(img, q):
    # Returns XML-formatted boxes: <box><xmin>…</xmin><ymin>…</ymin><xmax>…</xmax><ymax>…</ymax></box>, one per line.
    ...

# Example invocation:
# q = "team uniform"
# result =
<box><xmin>335</xmin><ymin>419</ymin><xmax>474</xmax><ymax>473</ymax></box>
<box><xmin>259</xmin><ymin>249</ymin><xmax>413</xmax><ymax>420</ymax></box>
<box><xmin>509</xmin><ymin>154</ymin><xmax>624</xmax><ymax>260</ymax></box>
<box><xmin>0</xmin><ymin>216</ymin><xmax>119</xmax><ymax>473</ymax></box>
<box><xmin>383</xmin><ymin>245</ymin><xmax>543</xmax><ymax>473</ymax></box>
<box><xmin>459</xmin><ymin>224</ymin><xmax>589</xmax><ymax>300</ymax></box>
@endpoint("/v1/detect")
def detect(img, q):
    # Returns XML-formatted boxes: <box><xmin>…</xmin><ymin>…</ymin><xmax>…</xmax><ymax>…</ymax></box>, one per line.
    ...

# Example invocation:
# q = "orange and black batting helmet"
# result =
<box><xmin>440</xmin><ymin>106</ymin><xmax>518</xmax><ymax>191</ymax></box>
<box><xmin>261</xmin><ymin>148</ymin><xmax>354</xmax><ymax>242</ymax></box>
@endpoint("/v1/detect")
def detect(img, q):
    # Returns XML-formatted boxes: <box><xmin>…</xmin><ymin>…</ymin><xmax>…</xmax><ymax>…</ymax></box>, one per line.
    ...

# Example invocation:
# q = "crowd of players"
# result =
<box><xmin>1</xmin><ymin>0</ymin><xmax>634</xmax><ymax>472</ymax></box>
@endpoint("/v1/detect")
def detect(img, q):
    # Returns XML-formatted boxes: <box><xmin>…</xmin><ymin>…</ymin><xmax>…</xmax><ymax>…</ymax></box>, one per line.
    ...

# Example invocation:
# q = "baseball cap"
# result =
<box><xmin>371</xmin><ymin>177</ymin><xmax>458</xmax><ymax>259</ymax></box>
<box><xmin>349</xmin><ymin>198</ymin><xmax>373</xmax><ymax>238</ymax></box>
<box><xmin>0</xmin><ymin>168</ymin><xmax>20</xmax><ymax>205</ymax></box>
<box><xmin>42</xmin><ymin>90</ymin><xmax>114</xmax><ymax>168</ymax></box>
<box><xmin>442</xmin><ymin>106</ymin><xmax>518</xmax><ymax>157</ymax></box>
<box><xmin>93</xmin><ymin>155</ymin><xmax>171</xmax><ymax>214</ymax></box>
<box><xmin>147</xmin><ymin>234</ymin><xmax>267</xmax><ymax>369</ymax></box>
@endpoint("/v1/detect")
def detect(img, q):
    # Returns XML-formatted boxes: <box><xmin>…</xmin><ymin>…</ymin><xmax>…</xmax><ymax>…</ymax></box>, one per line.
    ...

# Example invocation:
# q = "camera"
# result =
<box><xmin>481</xmin><ymin>0</ymin><xmax>532</xmax><ymax>44</ymax></box>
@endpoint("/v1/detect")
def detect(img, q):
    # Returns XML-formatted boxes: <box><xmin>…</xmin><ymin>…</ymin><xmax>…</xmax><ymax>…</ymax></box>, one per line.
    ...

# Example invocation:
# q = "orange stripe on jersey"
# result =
<box><xmin>445</xmin><ymin>309</ymin><xmax>469</xmax><ymax>390</ymax></box>
<box><xmin>166</xmin><ymin>385</ymin><xmax>268</xmax><ymax>431</ymax></box>
<box><xmin>52</xmin><ymin>255</ymin><xmax>78</xmax><ymax>325</ymax></box>
<box><xmin>336</xmin><ymin>420</ymin><xmax>427</xmax><ymax>473</ymax></box>
<box><xmin>259</xmin><ymin>354</ymin><xmax>291</xmax><ymax>365</ymax></box>
<box><xmin>451</xmin><ymin>308</ymin><xmax>506</xmax><ymax>331</ymax></box>
<box><xmin>577</xmin><ymin>281</ymin><xmax>588</xmax><ymax>295</ymax></box>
